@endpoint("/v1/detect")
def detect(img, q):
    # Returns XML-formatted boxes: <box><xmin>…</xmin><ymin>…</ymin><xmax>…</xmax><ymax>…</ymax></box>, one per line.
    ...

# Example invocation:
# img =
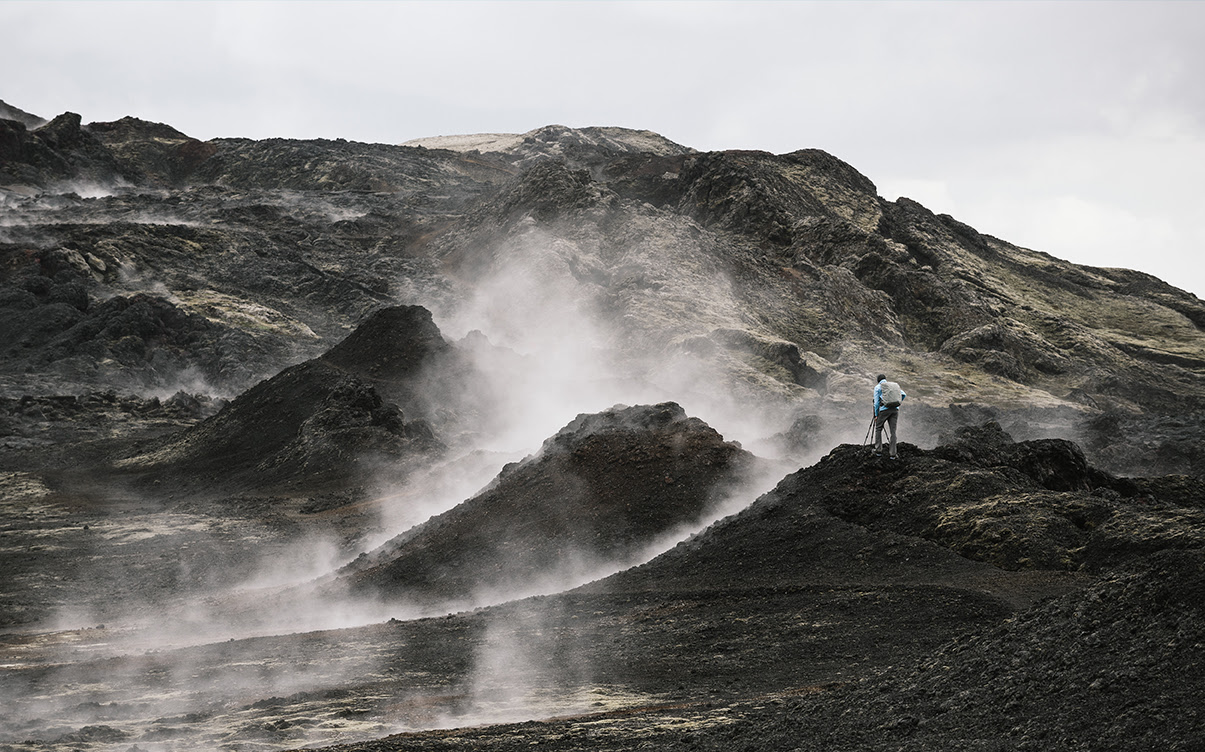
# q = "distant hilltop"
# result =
<box><xmin>402</xmin><ymin>124</ymin><xmax>695</xmax><ymax>157</ymax></box>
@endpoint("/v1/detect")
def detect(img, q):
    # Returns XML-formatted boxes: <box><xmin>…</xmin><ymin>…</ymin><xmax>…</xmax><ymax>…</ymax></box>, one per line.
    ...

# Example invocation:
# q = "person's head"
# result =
<box><xmin>876</xmin><ymin>374</ymin><xmax>887</xmax><ymax>383</ymax></box>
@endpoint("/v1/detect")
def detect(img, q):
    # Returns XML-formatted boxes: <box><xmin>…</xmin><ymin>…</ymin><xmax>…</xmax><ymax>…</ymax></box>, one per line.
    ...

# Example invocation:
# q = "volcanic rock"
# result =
<box><xmin>87</xmin><ymin>116</ymin><xmax>217</xmax><ymax>187</ymax></box>
<box><xmin>291</xmin><ymin>429</ymin><xmax>1202</xmax><ymax>752</ymax></box>
<box><xmin>113</xmin><ymin>305</ymin><xmax>452</xmax><ymax>495</ymax></box>
<box><xmin>616</xmin><ymin>425</ymin><xmax>1203</xmax><ymax>582</ymax></box>
<box><xmin>696</xmin><ymin>548</ymin><xmax>1205</xmax><ymax>752</ymax></box>
<box><xmin>404</xmin><ymin>124</ymin><xmax>695</xmax><ymax>174</ymax></box>
<box><xmin>424</xmin><ymin>131</ymin><xmax>1205</xmax><ymax>475</ymax></box>
<box><xmin>319</xmin><ymin>304</ymin><xmax>455</xmax><ymax>402</ymax></box>
<box><xmin>1</xmin><ymin>105</ymin><xmax>1204</xmax><ymax>752</ymax></box>
<box><xmin>3</xmin><ymin>107</ymin><xmax>1203</xmax><ymax>479</ymax></box>
<box><xmin>2</xmin><ymin>412</ymin><xmax>1200</xmax><ymax>752</ymax></box>
<box><xmin>0</xmin><ymin>111</ymin><xmax>134</xmax><ymax>187</ymax></box>
<box><xmin>339</xmin><ymin>402</ymin><xmax>756</xmax><ymax>604</ymax></box>
<box><xmin>0</xmin><ymin>99</ymin><xmax>47</xmax><ymax>129</ymax></box>
<box><xmin>188</xmin><ymin>136</ymin><xmax>514</xmax><ymax>196</ymax></box>
<box><xmin>0</xmin><ymin>230</ymin><xmax>281</xmax><ymax>393</ymax></box>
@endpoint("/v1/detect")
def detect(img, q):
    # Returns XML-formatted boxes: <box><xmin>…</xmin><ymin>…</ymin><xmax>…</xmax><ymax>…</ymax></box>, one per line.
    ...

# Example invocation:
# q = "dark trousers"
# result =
<box><xmin>874</xmin><ymin>409</ymin><xmax>899</xmax><ymax>457</ymax></box>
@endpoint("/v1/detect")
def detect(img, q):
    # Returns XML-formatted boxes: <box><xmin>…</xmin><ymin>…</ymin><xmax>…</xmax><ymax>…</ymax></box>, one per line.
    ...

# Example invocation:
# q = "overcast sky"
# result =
<box><xmin>4</xmin><ymin>1</ymin><xmax>1203</xmax><ymax>298</ymax></box>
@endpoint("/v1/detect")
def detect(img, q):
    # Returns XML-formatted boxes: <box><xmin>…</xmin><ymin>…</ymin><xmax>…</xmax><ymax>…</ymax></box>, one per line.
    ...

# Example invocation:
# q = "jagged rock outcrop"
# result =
<box><xmin>0</xmin><ymin>390</ymin><xmax>223</xmax><ymax>454</ymax></box>
<box><xmin>405</xmin><ymin>124</ymin><xmax>695</xmax><ymax>174</ymax></box>
<box><xmin>338</xmin><ymin>402</ymin><xmax>756</xmax><ymax>603</ymax></box>
<box><xmin>602</xmin><ymin>422</ymin><xmax>1202</xmax><ymax>597</ymax></box>
<box><xmin>87</xmin><ymin>116</ymin><xmax>217</xmax><ymax>186</ymax></box>
<box><xmin>188</xmin><ymin>136</ymin><xmax>514</xmax><ymax>195</ymax></box>
<box><xmin>0</xmin><ymin>111</ymin><xmax>136</xmax><ymax>187</ymax></box>
<box><xmin>0</xmin><ymin>191</ymin><xmax>450</xmax><ymax>394</ymax></box>
<box><xmin>0</xmin><ymin>241</ymin><xmax>279</xmax><ymax>392</ymax></box>
<box><xmin>427</xmin><ymin>135</ymin><xmax>1205</xmax><ymax>453</ymax></box>
<box><xmin>113</xmin><ymin>305</ymin><xmax>452</xmax><ymax>494</ymax></box>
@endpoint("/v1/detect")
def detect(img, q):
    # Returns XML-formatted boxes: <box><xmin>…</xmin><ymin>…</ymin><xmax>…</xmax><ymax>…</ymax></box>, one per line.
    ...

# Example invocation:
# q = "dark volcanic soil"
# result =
<box><xmin>5</xmin><ymin>417</ymin><xmax>1201</xmax><ymax>752</ymax></box>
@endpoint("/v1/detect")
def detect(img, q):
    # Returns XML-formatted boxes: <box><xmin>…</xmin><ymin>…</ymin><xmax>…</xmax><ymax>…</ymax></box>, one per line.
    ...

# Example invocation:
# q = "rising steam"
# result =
<box><xmin>2</xmin><ymin>218</ymin><xmax>852</xmax><ymax>751</ymax></box>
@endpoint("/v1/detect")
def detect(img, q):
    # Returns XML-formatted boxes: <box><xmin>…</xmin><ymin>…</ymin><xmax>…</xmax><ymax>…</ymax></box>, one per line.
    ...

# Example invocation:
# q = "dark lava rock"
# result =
<box><xmin>338</xmin><ymin>402</ymin><xmax>756</xmax><ymax>603</ymax></box>
<box><xmin>4</xmin><ymin>110</ymin><xmax>1204</xmax><ymax>752</ymax></box>
<box><xmin>939</xmin><ymin>317</ymin><xmax>1073</xmax><ymax>383</ymax></box>
<box><xmin>0</xmin><ymin>390</ymin><xmax>225</xmax><ymax>455</ymax></box>
<box><xmin>0</xmin><ymin>237</ymin><xmax>295</xmax><ymax>391</ymax></box>
<box><xmin>189</xmin><ymin>136</ymin><xmax>512</xmax><ymax>196</ymax></box>
<box><xmin>4</xmin><ymin>109</ymin><xmax>1203</xmax><ymax>476</ymax></box>
<box><xmin>489</xmin><ymin>159</ymin><xmax>605</xmax><ymax>223</ymax></box>
<box><xmin>678</xmin><ymin>150</ymin><xmax>844</xmax><ymax>245</ymax></box>
<box><xmin>87</xmin><ymin>116</ymin><xmax>217</xmax><ymax>187</ymax></box>
<box><xmin>497</xmin><ymin>124</ymin><xmax>694</xmax><ymax>173</ymax></box>
<box><xmin>319</xmin><ymin>304</ymin><xmax>454</xmax><ymax>405</ymax></box>
<box><xmin>0</xmin><ymin>99</ymin><xmax>47</xmax><ymax>129</ymax></box>
<box><xmin>115</xmin><ymin>305</ymin><xmax>452</xmax><ymax>494</ymax></box>
<box><xmin>723</xmin><ymin>548</ymin><xmax>1205</xmax><ymax>752</ymax></box>
<box><xmin>307</xmin><ymin>427</ymin><xmax>1202</xmax><ymax>752</ymax></box>
<box><xmin>0</xmin><ymin>111</ymin><xmax>134</xmax><ymax>187</ymax></box>
<box><xmin>0</xmin><ymin>276</ymin><xmax>263</xmax><ymax>391</ymax></box>
<box><xmin>607</xmin><ymin>148</ymin><xmax>880</xmax><ymax>249</ymax></box>
<box><xmin>52</xmin><ymin>724</ymin><xmax>132</xmax><ymax>744</ymax></box>
<box><xmin>604</xmin><ymin>423</ymin><xmax>1202</xmax><ymax>592</ymax></box>
<box><xmin>932</xmin><ymin>420</ymin><xmax>1115</xmax><ymax>492</ymax></box>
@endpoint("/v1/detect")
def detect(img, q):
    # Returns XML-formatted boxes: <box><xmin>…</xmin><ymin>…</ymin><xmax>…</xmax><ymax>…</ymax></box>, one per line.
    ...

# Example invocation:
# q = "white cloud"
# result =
<box><xmin>877</xmin><ymin>179</ymin><xmax>960</xmax><ymax>217</ymax></box>
<box><xmin>914</xmin><ymin>128</ymin><xmax>1205</xmax><ymax>297</ymax></box>
<box><xmin>985</xmin><ymin>194</ymin><xmax>1182</xmax><ymax>271</ymax></box>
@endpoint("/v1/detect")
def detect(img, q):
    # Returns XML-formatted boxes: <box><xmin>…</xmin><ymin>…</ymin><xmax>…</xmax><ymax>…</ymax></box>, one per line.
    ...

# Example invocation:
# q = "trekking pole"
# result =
<box><xmin>862</xmin><ymin>416</ymin><xmax>874</xmax><ymax>446</ymax></box>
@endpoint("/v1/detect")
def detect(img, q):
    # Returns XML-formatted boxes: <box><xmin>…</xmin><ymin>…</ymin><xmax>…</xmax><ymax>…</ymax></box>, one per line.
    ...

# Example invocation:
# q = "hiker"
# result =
<box><xmin>872</xmin><ymin>374</ymin><xmax>906</xmax><ymax>459</ymax></box>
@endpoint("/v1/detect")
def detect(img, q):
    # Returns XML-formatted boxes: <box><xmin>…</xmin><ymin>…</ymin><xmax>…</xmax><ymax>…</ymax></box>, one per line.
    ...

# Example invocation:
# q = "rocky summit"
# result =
<box><xmin>0</xmin><ymin>100</ymin><xmax>1202</xmax><ymax>752</ymax></box>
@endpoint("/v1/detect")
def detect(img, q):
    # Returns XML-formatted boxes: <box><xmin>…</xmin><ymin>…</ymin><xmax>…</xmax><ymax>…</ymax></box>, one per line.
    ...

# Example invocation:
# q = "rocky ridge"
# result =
<box><xmin>3</xmin><ymin>102</ymin><xmax>1203</xmax><ymax>475</ymax></box>
<box><xmin>0</xmin><ymin>99</ymin><xmax>1203</xmax><ymax>752</ymax></box>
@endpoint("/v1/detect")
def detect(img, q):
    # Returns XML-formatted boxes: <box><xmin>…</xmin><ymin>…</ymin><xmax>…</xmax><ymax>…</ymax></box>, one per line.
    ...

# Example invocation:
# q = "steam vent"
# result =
<box><xmin>2</xmin><ymin>103</ymin><xmax>1203</xmax><ymax>751</ymax></box>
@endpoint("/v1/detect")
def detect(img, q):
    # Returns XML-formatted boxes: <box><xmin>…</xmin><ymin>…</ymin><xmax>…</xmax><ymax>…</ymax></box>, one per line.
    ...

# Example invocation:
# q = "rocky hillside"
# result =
<box><xmin>1</xmin><ymin>99</ymin><xmax>1203</xmax><ymax>752</ymax></box>
<box><xmin>3</xmin><ymin>100</ymin><xmax>1202</xmax><ymax>476</ymax></box>
<box><xmin>6</xmin><ymin>412</ymin><xmax>1199</xmax><ymax>751</ymax></box>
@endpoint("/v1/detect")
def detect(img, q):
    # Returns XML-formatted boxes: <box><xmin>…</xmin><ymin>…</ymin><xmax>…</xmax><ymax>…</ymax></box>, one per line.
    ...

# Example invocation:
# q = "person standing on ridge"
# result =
<box><xmin>873</xmin><ymin>374</ymin><xmax>906</xmax><ymax>460</ymax></box>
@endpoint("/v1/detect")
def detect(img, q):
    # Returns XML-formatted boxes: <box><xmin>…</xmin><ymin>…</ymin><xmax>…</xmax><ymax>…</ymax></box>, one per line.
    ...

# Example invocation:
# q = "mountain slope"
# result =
<box><xmin>281</xmin><ymin>429</ymin><xmax>1202</xmax><ymax>752</ymax></box>
<box><xmin>4</xmin><ymin>106</ymin><xmax>1202</xmax><ymax>463</ymax></box>
<box><xmin>1</xmin><ymin>103</ymin><xmax>1203</xmax><ymax>752</ymax></box>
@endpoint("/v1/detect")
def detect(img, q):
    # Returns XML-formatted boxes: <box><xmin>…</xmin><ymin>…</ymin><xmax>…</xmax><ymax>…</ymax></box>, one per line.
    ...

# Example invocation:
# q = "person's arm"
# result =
<box><xmin>873</xmin><ymin>384</ymin><xmax>882</xmax><ymax>415</ymax></box>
